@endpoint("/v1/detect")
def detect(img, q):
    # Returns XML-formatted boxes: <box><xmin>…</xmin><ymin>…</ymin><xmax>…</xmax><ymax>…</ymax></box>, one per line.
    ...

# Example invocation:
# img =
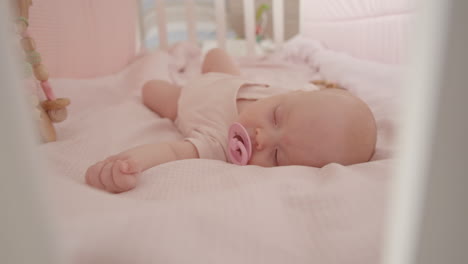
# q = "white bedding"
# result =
<box><xmin>39</xmin><ymin>40</ymin><xmax>402</xmax><ymax>264</ymax></box>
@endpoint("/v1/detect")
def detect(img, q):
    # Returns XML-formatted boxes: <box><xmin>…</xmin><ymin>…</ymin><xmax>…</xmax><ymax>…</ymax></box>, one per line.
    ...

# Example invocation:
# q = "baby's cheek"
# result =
<box><xmin>248</xmin><ymin>152</ymin><xmax>271</xmax><ymax>167</ymax></box>
<box><xmin>236</xmin><ymin>116</ymin><xmax>256</xmax><ymax>131</ymax></box>
<box><xmin>235</xmin><ymin>113</ymin><xmax>248</xmax><ymax>125</ymax></box>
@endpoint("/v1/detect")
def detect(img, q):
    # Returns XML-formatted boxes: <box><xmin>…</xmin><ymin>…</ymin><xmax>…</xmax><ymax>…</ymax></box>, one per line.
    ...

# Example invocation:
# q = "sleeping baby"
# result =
<box><xmin>85</xmin><ymin>48</ymin><xmax>377</xmax><ymax>193</ymax></box>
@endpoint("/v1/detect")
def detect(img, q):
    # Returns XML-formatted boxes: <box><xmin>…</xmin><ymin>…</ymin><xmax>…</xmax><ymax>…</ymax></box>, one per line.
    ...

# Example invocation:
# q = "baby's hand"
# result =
<box><xmin>85</xmin><ymin>155</ymin><xmax>141</xmax><ymax>193</ymax></box>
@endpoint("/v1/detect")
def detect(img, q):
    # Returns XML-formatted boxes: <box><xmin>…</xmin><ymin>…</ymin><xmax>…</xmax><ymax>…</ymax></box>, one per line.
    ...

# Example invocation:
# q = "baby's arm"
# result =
<box><xmin>85</xmin><ymin>141</ymin><xmax>198</xmax><ymax>193</ymax></box>
<box><xmin>202</xmin><ymin>48</ymin><xmax>240</xmax><ymax>76</ymax></box>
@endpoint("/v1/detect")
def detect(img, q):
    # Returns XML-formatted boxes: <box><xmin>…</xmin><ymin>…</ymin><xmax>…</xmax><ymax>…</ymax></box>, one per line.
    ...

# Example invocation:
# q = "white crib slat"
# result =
<box><xmin>243</xmin><ymin>0</ymin><xmax>256</xmax><ymax>56</ymax></box>
<box><xmin>185</xmin><ymin>0</ymin><xmax>197</xmax><ymax>44</ymax></box>
<box><xmin>273</xmin><ymin>0</ymin><xmax>284</xmax><ymax>47</ymax></box>
<box><xmin>137</xmin><ymin>1</ymin><xmax>146</xmax><ymax>54</ymax></box>
<box><xmin>155</xmin><ymin>0</ymin><xmax>168</xmax><ymax>49</ymax></box>
<box><xmin>215</xmin><ymin>0</ymin><xmax>227</xmax><ymax>49</ymax></box>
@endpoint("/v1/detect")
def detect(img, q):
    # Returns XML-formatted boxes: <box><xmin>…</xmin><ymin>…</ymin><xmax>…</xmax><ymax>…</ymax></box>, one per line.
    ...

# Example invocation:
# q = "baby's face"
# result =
<box><xmin>235</xmin><ymin>89</ymin><xmax>377</xmax><ymax>167</ymax></box>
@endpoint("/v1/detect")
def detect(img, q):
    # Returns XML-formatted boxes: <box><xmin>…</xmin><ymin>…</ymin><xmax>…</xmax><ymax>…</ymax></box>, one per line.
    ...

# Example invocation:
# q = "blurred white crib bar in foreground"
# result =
<box><xmin>141</xmin><ymin>0</ymin><xmax>285</xmax><ymax>55</ymax></box>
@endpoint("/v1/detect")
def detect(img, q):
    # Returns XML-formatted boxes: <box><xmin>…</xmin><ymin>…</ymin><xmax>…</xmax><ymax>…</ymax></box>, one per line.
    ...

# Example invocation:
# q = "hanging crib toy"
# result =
<box><xmin>255</xmin><ymin>4</ymin><xmax>270</xmax><ymax>42</ymax></box>
<box><xmin>13</xmin><ymin>0</ymin><xmax>70</xmax><ymax>142</ymax></box>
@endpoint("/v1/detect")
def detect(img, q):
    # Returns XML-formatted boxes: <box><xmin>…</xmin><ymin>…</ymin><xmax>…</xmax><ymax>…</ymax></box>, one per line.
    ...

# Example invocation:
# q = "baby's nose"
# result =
<box><xmin>254</xmin><ymin>128</ymin><xmax>270</xmax><ymax>151</ymax></box>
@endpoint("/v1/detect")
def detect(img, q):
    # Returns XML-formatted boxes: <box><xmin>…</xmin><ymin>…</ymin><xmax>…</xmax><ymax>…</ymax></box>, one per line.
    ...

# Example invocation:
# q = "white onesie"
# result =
<box><xmin>175</xmin><ymin>72</ymin><xmax>290</xmax><ymax>162</ymax></box>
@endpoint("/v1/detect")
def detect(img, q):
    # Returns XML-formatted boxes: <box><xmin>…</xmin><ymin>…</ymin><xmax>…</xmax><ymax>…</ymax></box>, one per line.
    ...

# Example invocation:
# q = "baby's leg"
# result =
<box><xmin>142</xmin><ymin>80</ymin><xmax>181</xmax><ymax>121</ymax></box>
<box><xmin>202</xmin><ymin>48</ymin><xmax>241</xmax><ymax>76</ymax></box>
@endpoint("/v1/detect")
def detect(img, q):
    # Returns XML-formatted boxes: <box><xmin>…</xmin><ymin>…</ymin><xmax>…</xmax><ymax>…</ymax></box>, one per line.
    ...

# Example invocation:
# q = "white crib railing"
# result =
<box><xmin>242</xmin><ymin>0</ymin><xmax>256</xmax><ymax>56</ymax></box>
<box><xmin>272</xmin><ymin>0</ymin><xmax>284</xmax><ymax>47</ymax></box>
<box><xmin>154</xmin><ymin>0</ymin><xmax>169</xmax><ymax>49</ymax></box>
<box><xmin>214</xmin><ymin>0</ymin><xmax>227</xmax><ymax>50</ymax></box>
<box><xmin>185</xmin><ymin>0</ymin><xmax>197</xmax><ymax>45</ymax></box>
<box><xmin>140</xmin><ymin>0</ymin><xmax>285</xmax><ymax>55</ymax></box>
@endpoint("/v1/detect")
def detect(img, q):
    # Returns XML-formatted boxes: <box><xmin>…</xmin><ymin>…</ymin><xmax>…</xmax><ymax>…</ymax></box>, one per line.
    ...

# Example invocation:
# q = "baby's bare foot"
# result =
<box><xmin>85</xmin><ymin>157</ymin><xmax>141</xmax><ymax>193</ymax></box>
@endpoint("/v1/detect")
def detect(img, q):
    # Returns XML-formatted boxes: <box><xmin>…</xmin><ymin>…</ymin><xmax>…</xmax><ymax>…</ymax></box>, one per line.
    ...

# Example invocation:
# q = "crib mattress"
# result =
<box><xmin>39</xmin><ymin>40</ymin><xmax>402</xmax><ymax>264</ymax></box>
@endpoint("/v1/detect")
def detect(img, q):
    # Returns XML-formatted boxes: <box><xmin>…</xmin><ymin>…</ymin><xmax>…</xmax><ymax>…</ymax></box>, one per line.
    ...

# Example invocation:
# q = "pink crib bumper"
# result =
<box><xmin>28</xmin><ymin>0</ymin><xmax>138</xmax><ymax>78</ymax></box>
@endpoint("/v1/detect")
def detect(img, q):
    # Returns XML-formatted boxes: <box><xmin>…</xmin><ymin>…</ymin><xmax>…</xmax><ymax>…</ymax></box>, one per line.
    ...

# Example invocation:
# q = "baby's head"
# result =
<box><xmin>235</xmin><ymin>88</ymin><xmax>377</xmax><ymax>167</ymax></box>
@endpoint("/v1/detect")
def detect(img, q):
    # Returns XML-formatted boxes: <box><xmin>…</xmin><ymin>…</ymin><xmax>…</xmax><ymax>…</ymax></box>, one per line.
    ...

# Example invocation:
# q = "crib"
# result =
<box><xmin>138</xmin><ymin>0</ymin><xmax>286</xmax><ymax>55</ymax></box>
<box><xmin>3</xmin><ymin>0</ymin><xmax>466</xmax><ymax>264</ymax></box>
<box><xmin>19</xmin><ymin>0</ymin><xmax>414</xmax><ymax>80</ymax></box>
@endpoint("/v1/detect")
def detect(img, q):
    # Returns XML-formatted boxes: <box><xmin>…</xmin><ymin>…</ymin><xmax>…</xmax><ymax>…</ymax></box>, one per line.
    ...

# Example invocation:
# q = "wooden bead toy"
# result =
<box><xmin>27</xmin><ymin>50</ymin><xmax>41</xmax><ymax>66</ymax></box>
<box><xmin>13</xmin><ymin>0</ymin><xmax>71</xmax><ymax>142</ymax></box>
<box><xmin>15</xmin><ymin>18</ymin><xmax>28</xmax><ymax>35</ymax></box>
<box><xmin>41</xmin><ymin>98</ymin><xmax>70</xmax><ymax>122</ymax></box>
<box><xmin>21</xmin><ymin>37</ymin><xmax>35</xmax><ymax>51</ymax></box>
<box><xmin>33</xmin><ymin>64</ymin><xmax>48</xmax><ymax>81</ymax></box>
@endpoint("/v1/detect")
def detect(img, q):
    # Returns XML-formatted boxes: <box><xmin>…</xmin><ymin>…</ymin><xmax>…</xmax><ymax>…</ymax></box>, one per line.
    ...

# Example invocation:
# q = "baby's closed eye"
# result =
<box><xmin>274</xmin><ymin>148</ymin><xmax>279</xmax><ymax>166</ymax></box>
<box><xmin>273</xmin><ymin>105</ymin><xmax>281</xmax><ymax>127</ymax></box>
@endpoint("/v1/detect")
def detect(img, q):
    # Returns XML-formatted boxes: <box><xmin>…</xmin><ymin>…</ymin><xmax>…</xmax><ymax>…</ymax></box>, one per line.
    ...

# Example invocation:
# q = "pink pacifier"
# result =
<box><xmin>227</xmin><ymin>122</ymin><xmax>252</xmax><ymax>165</ymax></box>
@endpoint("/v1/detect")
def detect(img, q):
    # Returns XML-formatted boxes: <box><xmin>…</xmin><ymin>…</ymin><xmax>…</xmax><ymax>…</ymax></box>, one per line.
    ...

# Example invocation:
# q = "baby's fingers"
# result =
<box><xmin>85</xmin><ymin>161</ymin><xmax>106</xmax><ymax>189</ymax></box>
<box><xmin>100</xmin><ymin>162</ymin><xmax>121</xmax><ymax>193</ymax></box>
<box><xmin>119</xmin><ymin>159</ymin><xmax>141</xmax><ymax>174</ymax></box>
<box><xmin>112</xmin><ymin>160</ymin><xmax>138</xmax><ymax>192</ymax></box>
<box><xmin>105</xmin><ymin>154</ymin><xmax>129</xmax><ymax>163</ymax></box>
